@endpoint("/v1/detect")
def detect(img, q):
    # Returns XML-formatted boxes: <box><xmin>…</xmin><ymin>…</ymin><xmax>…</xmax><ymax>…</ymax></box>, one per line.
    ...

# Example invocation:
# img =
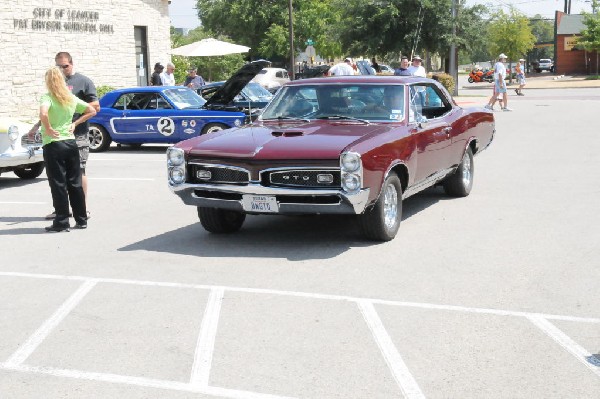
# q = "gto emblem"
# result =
<box><xmin>281</xmin><ymin>174</ymin><xmax>310</xmax><ymax>181</ymax></box>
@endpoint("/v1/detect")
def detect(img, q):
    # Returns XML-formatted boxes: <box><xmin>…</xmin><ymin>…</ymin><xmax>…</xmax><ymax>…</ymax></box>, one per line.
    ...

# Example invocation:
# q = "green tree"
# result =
<box><xmin>487</xmin><ymin>9</ymin><xmax>536</xmax><ymax>80</ymax></box>
<box><xmin>529</xmin><ymin>15</ymin><xmax>554</xmax><ymax>61</ymax></box>
<box><xmin>578</xmin><ymin>0</ymin><xmax>600</xmax><ymax>75</ymax></box>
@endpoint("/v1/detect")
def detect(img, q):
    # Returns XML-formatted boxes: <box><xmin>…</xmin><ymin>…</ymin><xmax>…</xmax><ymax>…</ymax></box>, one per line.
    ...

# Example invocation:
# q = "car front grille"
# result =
<box><xmin>266</xmin><ymin>169</ymin><xmax>341</xmax><ymax>189</ymax></box>
<box><xmin>189</xmin><ymin>164</ymin><xmax>250</xmax><ymax>184</ymax></box>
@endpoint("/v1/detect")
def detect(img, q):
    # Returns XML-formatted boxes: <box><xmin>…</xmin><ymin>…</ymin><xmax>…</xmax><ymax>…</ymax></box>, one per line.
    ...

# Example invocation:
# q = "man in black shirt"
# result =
<box><xmin>150</xmin><ymin>63</ymin><xmax>164</xmax><ymax>86</ymax></box>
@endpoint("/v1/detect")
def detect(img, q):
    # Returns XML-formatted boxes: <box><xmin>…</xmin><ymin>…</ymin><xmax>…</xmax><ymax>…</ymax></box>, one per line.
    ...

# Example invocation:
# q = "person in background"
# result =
<box><xmin>328</xmin><ymin>58</ymin><xmax>355</xmax><ymax>76</ymax></box>
<box><xmin>485</xmin><ymin>53</ymin><xmax>512</xmax><ymax>112</ymax></box>
<box><xmin>371</xmin><ymin>57</ymin><xmax>381</xmax><ymax>73</ymax></box>
<box><xmin>407</xmin><ymin>55</ymin><xmax>426</xmax><ymax>77</ymax></box>
<box><xmin>160</xmin><ymin>62</ymin><xmax>176</xmax><ymax>86</ymax></box>
<box><xmin>515</xmin><ymin>59</ymin><xmax>526</xmax><ymax>96</ymax></box>
<box><xmin>184</xmin><ymin>67</ymin><xmax>206</xmax><ymax>90</ymax></box>
<box><xmin>394</xmin><ymin>56</ymin><xmax>411</xmax><ymax>76</ymax></box>
<box><xmin>40</xmin><ymin>66</ymin><xmax>96</xmax><ymax>232</ymax></box>
<box><xmin>150</xmin><ymin>63</ymin><xmax>163</xmax><ymax>86</ymax></box>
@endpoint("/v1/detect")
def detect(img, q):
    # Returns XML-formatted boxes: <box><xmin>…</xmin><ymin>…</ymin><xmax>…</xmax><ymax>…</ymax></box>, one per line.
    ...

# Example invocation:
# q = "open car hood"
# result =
<box><xmin>203</xmin><ymin>60</ymin><xmax>270</xmax><ymax>108</ymax></box>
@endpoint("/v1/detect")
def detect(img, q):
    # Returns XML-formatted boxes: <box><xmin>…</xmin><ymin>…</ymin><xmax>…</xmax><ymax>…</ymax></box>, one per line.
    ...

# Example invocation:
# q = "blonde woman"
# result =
<box><xmin>40</xmin><ymin>66</ymin><xmax>96</xmax><ymax>232</ymax></box>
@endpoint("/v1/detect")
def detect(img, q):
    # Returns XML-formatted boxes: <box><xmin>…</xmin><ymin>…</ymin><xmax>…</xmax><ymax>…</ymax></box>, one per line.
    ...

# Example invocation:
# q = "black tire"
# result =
<box><xmin>88</xmin><ymin>123</ymin><xmax>112</xmax><ymax>152</ymax></box>
<box><xmin>201</xmin><ymin>123</ymin><xmax>228</xmax><ymax>135</ymax></box>
<box><xmin>443</xmin><ymin>147</ymin><xmax>474</xmax><ymax>197</ymax></box>
<box><xmin>13</xmin><ymin>162</ymin><xmax>45</xmax><ymax>179</ymax></box>
<box><xmin>197</xmin><ymin>207</ymin><xmax>246</xmax><ymax>234</ymax></box>
<box><xmin>358</xmin><ymin>173</ymin><xmax>402</xmax><ymax>241</ymax></box>
<box><xmin>468</xmin><ymin>77</ymin><xmax>474</xmax><ymax>83</ymax></box>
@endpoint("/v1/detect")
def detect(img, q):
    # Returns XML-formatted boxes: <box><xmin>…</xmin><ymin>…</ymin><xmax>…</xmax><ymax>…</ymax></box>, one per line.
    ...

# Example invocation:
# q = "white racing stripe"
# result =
<box><xmin>190</xmin><ymin>287</ymin><xmax>225</xmax><ymax>387</ymax></box>
<box><xmin>358</xmin><ymin>300</ymin><xmax>426</xmax><ymax>399</ymax></box>
<box><xmin>4</xmin><ymin>280</ymin><xmax>97</xmax><ymax>367</ymax></box>
<box><xmin>527</xmin><ymin>315</ymin><xmax>600</xmax><ymax>377</ymax></box>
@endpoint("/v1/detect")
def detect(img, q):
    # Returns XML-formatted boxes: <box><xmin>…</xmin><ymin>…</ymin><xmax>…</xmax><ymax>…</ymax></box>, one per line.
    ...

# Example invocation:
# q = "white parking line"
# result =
<box><xmin>191</xmin><ymin>287</ymin><xmax>225</xmax><ymax>387</ymax></box>
<box><xmin>358</xmin><ymin>300</ymin><xmax>425</xmax><ymax>399</ymax></box>
<box><xmin>527</xmin><ymin>315</ymin><xmax>600</xmax><ymax>377</ymax></box>
<box><xmin>0</xmin><ymin>364</ymin><xmax>295</xmax><ymax>399</ymax></box>
<box><xmin>4</xmin><ymin>280</ymin><xmax>97</xmax><ymax>367</ymax></box>
<box><xmin>0</xmin><ymin>202</ymin><xmax>47</xmax><ymax>205</ymax></box>
<box><xmin>88</xmin><ymin>177</ymin><xmax>155</xmax><ymax>181</ymax></box>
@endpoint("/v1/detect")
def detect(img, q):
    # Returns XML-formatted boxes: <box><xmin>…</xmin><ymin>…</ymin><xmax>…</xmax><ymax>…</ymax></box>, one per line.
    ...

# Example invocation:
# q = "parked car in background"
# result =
<box><xmin>167</xmin><ymin>75</ymin><xmax>495</xmax><ymax>241</ymax></box>
<box><xmin>379</xmin><ymin>64</ymin><xmax>394</xmax><ymax>74</ymax></box>
<box><xmin>88</xmin><ymin>86</ymin><xmax>246</xmax><ymax>152</ymax></box>
<box><xmin>198</xmin><ymin>60</ymin><xmax>272</xmax><ymax>121</ymax></box>
<box><xmin>0</xmin><ymin>117</ymin><xmax>44</xmax><ymax>180</ymax></box>
<box><xmin>251</xmin><ymin>67</ymin><xmax>290</xmax><ymax>93</ymax></box>
<box><xmin>535</xmin><ymin>59</ymin><xmax>554</xmax><ymax>73</ymax></box>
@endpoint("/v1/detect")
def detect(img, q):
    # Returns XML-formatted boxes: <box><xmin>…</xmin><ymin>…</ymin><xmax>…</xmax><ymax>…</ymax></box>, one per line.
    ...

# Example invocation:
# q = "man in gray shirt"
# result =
<box><xmin>46</xmin><ymin>52</ymin><xmax>100</xmax><ymax>219</ymax></box>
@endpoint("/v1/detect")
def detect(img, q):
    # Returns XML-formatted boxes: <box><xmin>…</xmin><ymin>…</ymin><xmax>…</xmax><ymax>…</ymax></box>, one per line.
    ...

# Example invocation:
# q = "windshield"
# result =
<box><xmin>163</xmin><ymin>87</ymin><xmax>206</xmax><ymax>109</ymax></box>
<box><xmin>261</xmin><ymin>84</ymin><xmax>406</xmax><ymax>122</ymax></box>
<box><xmin>242</xmin><ymin>83</ymin><xmax>273</xmax><ymax>101</ymax></box>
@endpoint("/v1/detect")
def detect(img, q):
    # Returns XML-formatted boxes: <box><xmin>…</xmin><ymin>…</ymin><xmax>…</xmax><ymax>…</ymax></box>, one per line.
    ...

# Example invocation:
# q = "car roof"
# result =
<box><xmin>285</xmin><ymin>75</ymin><xmax>429</xmax><ymax>86</ymax></box>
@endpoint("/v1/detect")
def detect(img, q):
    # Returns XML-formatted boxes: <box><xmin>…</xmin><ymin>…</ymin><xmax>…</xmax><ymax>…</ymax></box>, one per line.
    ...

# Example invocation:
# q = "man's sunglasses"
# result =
<box><xmin>57</xmin><ymin>64</ymin><xmax>70</xmax><ymax>69</ymax></box>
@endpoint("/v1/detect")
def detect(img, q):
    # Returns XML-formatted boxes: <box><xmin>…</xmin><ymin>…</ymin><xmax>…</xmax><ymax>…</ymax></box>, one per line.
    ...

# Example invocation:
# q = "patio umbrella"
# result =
<box><xmin>171</xmin><ymin>38</ymin><xmax>250</xmax><ymax>57</ymax></box>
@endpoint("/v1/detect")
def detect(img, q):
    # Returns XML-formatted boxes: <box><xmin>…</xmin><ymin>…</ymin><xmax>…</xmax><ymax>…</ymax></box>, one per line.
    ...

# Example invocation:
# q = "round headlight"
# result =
<box><xmin>8</xmin><ymin>125</ymin><xmax>19</xmax><ymax>142</ymax></box>
<box><xmin>342</xmin><ymin>173</ymin><xmax>361</xmax><ymax>192</ymax></box>
<box><xmin>167</xmin><ymin>147</ymin><xmax>184</xmax><ymax>166</ymax></box>
<box><xmin>169</xmin><ymin>167</ymin><xmax>185</xmax><ymax>184</ymax></box>
<box><xmin>341</xmin><ymin>153</ymin><xmax>361</xmax><ymax>172</ymax></box>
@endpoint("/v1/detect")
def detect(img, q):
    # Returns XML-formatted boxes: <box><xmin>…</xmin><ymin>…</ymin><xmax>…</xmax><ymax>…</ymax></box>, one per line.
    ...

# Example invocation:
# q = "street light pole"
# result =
<box><xmin>288</xmin><ymin>0</ymin><xmax>295</xmax><ymax>80</ymax></box>
<box><xmin>449</xmin><ymin>0</ymin><xmax>458</xmax><ymax>96</ymax></box>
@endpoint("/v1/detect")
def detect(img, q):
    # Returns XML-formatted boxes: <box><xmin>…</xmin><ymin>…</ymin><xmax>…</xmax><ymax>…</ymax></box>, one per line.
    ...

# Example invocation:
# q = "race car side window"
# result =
<box><xmin>114</xmin><ymin>93</ymin><xmax>135</xmax><ymax>110</ymax></box>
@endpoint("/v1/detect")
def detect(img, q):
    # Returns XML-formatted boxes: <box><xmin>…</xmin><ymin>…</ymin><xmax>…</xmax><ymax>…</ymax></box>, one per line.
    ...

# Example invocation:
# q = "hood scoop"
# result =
<box><xmin>271</xmin><ymin>131</ymin><xmax>304</xmax><ymax>137</ymax></box>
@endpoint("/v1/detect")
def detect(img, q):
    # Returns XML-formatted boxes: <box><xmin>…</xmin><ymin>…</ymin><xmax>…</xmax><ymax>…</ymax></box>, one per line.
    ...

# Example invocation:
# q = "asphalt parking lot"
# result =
<box><xmin>1</xmin><ymin>88</ymin><xmax>599</xmax><ymax>398</ymax></box>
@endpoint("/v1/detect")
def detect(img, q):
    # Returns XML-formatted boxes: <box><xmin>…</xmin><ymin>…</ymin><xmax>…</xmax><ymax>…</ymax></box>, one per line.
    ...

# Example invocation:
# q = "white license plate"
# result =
<box><xmin>242</xmin><ymin>194</ymin><xmax>279</xmax><ymax>213</ymax></box>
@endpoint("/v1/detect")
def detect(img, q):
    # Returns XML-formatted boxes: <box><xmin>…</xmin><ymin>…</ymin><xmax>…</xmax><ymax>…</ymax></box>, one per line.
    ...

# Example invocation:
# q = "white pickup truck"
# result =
<box><xmin>536</xmin><ymin>59</ymin><xmax>554</xmax><ymax>73</ymax></box>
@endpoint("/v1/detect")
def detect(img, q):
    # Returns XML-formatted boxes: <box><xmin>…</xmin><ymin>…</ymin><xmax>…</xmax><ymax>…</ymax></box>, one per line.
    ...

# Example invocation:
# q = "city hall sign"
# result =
<box><xmin>13</xmin><ymin>7</ymin><xmax>114</xmax><ymax>33</ymax></box>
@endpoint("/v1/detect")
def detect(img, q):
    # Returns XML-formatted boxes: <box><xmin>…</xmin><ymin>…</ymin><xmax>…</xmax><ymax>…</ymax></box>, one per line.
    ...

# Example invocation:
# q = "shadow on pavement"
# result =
<box><xmin>0</xmin><ymin>176</ymin><xmax>47</xmax><ymax>187</ymax></box>
<box><xmin>118</xmin><ymin>187</ymin><xmax>451</xmax><ymax>260</ymax></box>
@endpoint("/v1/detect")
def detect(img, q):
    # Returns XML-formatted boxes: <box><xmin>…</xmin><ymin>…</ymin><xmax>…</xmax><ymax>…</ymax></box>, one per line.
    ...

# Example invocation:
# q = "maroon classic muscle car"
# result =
<box><xmin>167</xmin><ymin>76</ymin><xmax>495</xmax><ymax>241</ymax></box>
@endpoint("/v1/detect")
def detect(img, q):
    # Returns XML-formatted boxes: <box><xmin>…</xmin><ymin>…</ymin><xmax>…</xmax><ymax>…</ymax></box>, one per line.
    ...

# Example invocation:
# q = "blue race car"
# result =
<box><xmin>87</xmin><ymin>60</ymin><xmax>270</xmax><ymax>152</ymax></box>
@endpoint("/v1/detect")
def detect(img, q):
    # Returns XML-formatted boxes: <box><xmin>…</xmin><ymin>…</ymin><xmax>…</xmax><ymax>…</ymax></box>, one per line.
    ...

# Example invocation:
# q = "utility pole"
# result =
<box><xmin>288</xmin><ymin>0</ymin><xmax>295</xmax><ymax>80</ymax></box>
<box><xmin>449</xmin><ymin>0</ymin><xmax>458</xmax><ymax>96</ymax></box>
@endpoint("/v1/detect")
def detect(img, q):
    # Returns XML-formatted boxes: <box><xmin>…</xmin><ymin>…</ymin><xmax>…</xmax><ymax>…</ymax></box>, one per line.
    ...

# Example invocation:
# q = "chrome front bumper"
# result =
<box><xmin>170</xmin><ymin>182</ymin><xmax>371</xmax><ymax>215</ymax></box>
<box><xmin>0</xmin><ymin>146</ymin><xmax>43</xmax><ymax>168</ymax></box>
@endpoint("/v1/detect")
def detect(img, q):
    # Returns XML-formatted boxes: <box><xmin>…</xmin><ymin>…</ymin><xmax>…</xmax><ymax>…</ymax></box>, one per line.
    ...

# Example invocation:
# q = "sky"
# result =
<box><xmin>168</xmin><ymin>0</ymin><xmax>596</xmax><ymax>29</ymax></box>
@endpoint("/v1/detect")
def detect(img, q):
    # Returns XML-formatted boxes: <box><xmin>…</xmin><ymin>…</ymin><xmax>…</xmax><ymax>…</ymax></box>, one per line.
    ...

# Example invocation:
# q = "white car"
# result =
<box><xmin>251</xmin><ymin>67</ymin><xmax>290</xmax><ymax>93</ymax></box>
<box><xmin>379</xmin><ymin>64</ymin><xmax>394</xmax><ymax>74</ymax></box>
<box><xmin>0</xmin><ymin>117</ymin><xmax>45</xmax><ymax>179</ymax></box>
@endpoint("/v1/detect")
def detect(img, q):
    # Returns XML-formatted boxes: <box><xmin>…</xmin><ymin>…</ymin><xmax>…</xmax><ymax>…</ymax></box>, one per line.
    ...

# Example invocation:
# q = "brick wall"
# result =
<box><xmin>556</xmin><ymin>34</ymin><xmax>600</xmax><ymax>75</ymax></box>
<box><xmin>1</xmin><ymin>0</ymin><xmax>172</xmax><ymax>120</ymax></box>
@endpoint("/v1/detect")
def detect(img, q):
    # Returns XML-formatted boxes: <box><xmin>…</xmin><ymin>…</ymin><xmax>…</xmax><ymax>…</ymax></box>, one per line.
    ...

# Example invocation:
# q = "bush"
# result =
<box><xmin>428</xmin><ymin>72</ymin><xmax>455</xmax><ymax>94</ymax></box>
<box><xmin>584</xmin><ymin>75</ymin><xmax>600</xmax><ymax>80</ymax></box>
<box><xmin>96</xmin><ymin>85</ymin><xmax>115</xmax><ymax>99</ymax></box>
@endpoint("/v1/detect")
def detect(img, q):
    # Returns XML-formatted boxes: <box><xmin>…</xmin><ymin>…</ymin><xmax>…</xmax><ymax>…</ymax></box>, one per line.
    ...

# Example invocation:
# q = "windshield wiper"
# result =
<box><xmin>263</xmin><ymin>116</ymin><xmax>310</xmax><ymax>122</ymax></box>
<box><xmin>316</xmin><ymin>115</ymin><xmax>370</xmax><ymax>124</ymax></box>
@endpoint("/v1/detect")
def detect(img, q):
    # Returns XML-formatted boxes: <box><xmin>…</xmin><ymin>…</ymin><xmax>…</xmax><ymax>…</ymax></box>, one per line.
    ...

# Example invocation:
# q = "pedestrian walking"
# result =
<box><xmin>485</xmin><ymin>53</ymin><xmax>512</xmax><ymax>111</ymax></box>
<box><xmin>40</xmin><ymin>66</ymin><xmax>96</xmax><ymax>232</ymax></box>
<box><xmin>515</xmin><ymin>59</ymin><xmax>526</xmax><ymax>96</ymax></box>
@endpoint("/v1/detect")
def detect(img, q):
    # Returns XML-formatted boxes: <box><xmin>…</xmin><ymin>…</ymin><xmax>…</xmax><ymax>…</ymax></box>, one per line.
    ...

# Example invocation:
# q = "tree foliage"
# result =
<box><xmin>528</xmin><ymin>15</ymin><xmax>554</xmax><ymax>60</ymax></box>
<box><xmin>487</xmin><ymin>9</ymin><xmax>536</xmax><ymax>62</ymax></box>
<box><xmin>578</xmin><ymin>1</ymin><xmax>600</xmax><ymax>53</ymax></box>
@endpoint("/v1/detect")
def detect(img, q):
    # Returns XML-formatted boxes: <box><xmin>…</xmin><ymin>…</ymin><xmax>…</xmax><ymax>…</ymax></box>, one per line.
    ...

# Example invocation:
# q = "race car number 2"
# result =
<box><xmin>157</xmin><ymin>117</ymin><xmax>175</xmax><ymax>136</ymax></box>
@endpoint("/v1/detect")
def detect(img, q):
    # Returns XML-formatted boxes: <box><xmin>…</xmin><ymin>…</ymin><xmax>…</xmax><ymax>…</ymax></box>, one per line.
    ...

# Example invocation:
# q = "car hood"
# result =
<box><xmin>186</xmin><ymin>120</ymin><xmax>396</xmax><ymax>160</ymax></box>
<box><xmin>203</xmin><ymin>60</ymin><xmax>270</xmax><ymax>108</ymax></box>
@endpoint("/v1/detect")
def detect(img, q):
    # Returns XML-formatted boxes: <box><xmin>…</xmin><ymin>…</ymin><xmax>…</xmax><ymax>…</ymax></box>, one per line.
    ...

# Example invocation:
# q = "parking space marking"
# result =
<box><xmin>0</xmin><ymin>201</ymin><xmax>47</xmax><ymax>205</ymax></box>
<box><xmin>1</xmin><ymin>364</ymin><xmax>295</xmax><ymax>399</ymax></box>
<box><xmin>528</xmin><ymin>315</ymin><xmax>600</xmax><ymax>377</ymax></box>
<box><xmin>358</xmin><ymin>300</ymin><xmax>425</xmax><ymax>399</ymax></box>
<box><xmin>191</xmin><ymin>287</ymin><xmax>225</xmax><ymax>387</ymax></box>
<box><xmin>4</xmin><ymin>280</ymin><xmax>97</xmax><ymax>367</ymax></box>
<box><xmin>88</xmin><ymin>177</ymin><xmax>155</xmax><ymax>181</ymax></box>
<box><xmin>1</xmin><ymin>271</ymin><xmax>599</xmax><ymax>398</ymax></box>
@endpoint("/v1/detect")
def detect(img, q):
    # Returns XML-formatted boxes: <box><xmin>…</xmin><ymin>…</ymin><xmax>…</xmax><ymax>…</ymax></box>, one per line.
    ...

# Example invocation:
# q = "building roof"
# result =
<box><xmin>557</xmin><ymin>14</ymin><xmax>586</xmax><ymax>35</ymax></box>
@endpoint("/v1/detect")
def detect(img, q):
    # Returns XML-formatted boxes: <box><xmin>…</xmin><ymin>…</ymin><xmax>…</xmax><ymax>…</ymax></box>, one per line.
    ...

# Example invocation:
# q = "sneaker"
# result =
<box><xmin>45</xmin><ymin>225</ymin><xmax>70</xmax><ymax>233</ymax></box>
<box><xmin>72</xmin><ymin>223</ymin><xmax>87</xmax><ymax>230</ymax></box>
<box><xmin>502</xmin><ymin>107</ymin><xmax>513</xmax><ymax>112</ymax></box>
<box><xmin>484</xmin><ymin>104</ymin><xmax>493</xmax><ymax>110</ymax></box>
<box><xmin>514</xmin><ymin>89</ymin><xmax>519</xmax><ymax>95</ymax></box>
<box><xmin>45</xmin><ymin>211</ymin><xmax>72</xmax><ymax>220</ymax></box>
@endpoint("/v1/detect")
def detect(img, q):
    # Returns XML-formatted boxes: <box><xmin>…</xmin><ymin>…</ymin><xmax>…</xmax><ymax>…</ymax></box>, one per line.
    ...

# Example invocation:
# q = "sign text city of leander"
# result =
<box><xmin>13</xmin><ymin>7</ymin><xmax>114</xmax><ymax>33</ymax></box>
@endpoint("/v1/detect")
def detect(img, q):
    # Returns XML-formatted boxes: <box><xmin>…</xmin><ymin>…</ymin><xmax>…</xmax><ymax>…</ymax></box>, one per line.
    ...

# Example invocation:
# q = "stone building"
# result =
<box><xmin>1</xmin><ymin>0</ymin><xmax>172</xmax><ymax>120</ymax></box>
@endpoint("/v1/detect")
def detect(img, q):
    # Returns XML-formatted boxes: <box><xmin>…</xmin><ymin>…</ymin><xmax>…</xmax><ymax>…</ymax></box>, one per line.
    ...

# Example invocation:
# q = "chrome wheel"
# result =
<box><xmin>88</xmin><ymin>124</ymin><xmax>111</xmax><ymax>152</ymax></box>
<box><xmin>383</xmin><ymin>183</ymin><xmax>399</xmax><ymax>229</ymax></box>
<box><xmin>461</xmin><ymin>151</ymin><xmax>472</xmax><ymax>187</ymax></box>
